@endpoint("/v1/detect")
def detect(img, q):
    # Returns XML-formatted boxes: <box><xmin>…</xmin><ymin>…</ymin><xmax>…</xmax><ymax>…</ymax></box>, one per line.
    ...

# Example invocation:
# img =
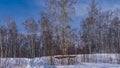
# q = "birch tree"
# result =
<box><xmin>23</xmin><ymin>18</ymin><xmax>38</xmax><ymax>57</ymax></box>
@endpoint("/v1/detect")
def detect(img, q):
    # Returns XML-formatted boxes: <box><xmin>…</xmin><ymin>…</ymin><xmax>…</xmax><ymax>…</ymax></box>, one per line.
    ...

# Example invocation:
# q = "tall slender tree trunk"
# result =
<box><xmin>0</xmin><ymin>28</ymin><xmax>3</xmax><ymax>58</ymax></box>
<box><xmin>31</xmin><ymin>35</ymin><xmax>35</xmax><ymax>57</ymax></box>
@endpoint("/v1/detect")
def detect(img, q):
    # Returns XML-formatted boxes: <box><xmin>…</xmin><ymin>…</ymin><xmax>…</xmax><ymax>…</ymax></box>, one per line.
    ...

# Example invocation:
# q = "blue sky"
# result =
<box><xmin>0</xmin><ymin>0</ymin><xmax>120</xmax><ymax>33</ymax></box>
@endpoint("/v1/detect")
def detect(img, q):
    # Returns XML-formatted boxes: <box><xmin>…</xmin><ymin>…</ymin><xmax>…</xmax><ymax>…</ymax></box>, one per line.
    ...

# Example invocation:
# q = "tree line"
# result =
<box><xmin>0</xmin><ymin>0</ymin><xmax>120</xmax><ymax>58</ymax></box>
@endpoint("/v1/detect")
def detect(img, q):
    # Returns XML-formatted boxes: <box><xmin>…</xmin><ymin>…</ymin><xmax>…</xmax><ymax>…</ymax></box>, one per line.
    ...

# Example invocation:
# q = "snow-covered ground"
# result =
<box><xmin>0</xmin><ymin>54</ymin><xmax>120</xmax><ymax>68</ymax></box>
<box><xmin>40</xmin><ymin>63</ymin><xmax>120</xmax><ymax>68</ymax></box>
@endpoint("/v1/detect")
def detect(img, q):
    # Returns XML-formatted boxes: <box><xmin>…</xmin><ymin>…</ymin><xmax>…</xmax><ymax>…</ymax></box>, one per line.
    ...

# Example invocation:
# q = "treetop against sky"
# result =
<box><xmin>0</xmin><ymin>0</ymin><xmax>119</xmax><ymax>33</ymax></box>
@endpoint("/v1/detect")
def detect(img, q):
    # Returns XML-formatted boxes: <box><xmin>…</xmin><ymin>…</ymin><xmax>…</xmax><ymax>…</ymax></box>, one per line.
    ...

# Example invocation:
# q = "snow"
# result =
<box><xmin>30</xmin><ymin>57</ymin><xmax>60</xmax><ymax>68</ymax></box>
<box><xmin>1</xmin><ymin>54</ymin><xmax>120</xmax><ymax>68</ymax></box>
<box><xmin>0</xmin><ymin>58</ymin><xmax>30</xmax><ymax>68</ymax></box>
<box><xmin>76</xmin><ymin>54</ymin><xmax>120</xmax><ymax>64</ymax></box>
<box><xmin>40</xmin><ymin>63</ymin><xmax>120</xmax><ymax>68</ymax></box>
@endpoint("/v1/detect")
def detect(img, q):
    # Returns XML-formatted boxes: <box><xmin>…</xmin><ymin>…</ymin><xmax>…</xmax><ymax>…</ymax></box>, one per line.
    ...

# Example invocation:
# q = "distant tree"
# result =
<box><xmin>0</xmin><ymin>26</ymin><xmax>3</xmax><ymax>58</ymax></box>
<box><xmin>58</xmin><ymin>0</ymin><xmax>76</xmax><ymax>56</ymax></box>
<box><xmin>23</xmin><ymin>18</ymin><xmax>38</xmax><ymax>57</ymax></box>
<box><xmin>39</xmin><ymin>12</ymin><xmax>54</xmax><ymax>65</ymax></box>
<box><xmin>81</xmin><ymin>0</ymin><xmax>101</xmax><ymax>53</ymax></box>
<box><xmin>6</xmin><ymin>17</ymin><xmax>18</xmax><ymax>57</ymax></box>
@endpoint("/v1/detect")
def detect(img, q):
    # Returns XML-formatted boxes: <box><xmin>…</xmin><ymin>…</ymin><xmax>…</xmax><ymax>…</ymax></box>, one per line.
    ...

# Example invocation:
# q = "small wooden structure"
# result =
<box><xmin>55</xmin><ymin>55</ymin><xmax>77</xmax><ymax>65</ymax></box>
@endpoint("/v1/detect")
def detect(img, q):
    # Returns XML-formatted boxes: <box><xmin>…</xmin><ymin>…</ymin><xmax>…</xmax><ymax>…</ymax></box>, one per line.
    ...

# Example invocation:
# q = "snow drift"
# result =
<box><xmin>0</xmin><ymin>54</ymin><xmax>120</xmax><ymax>68</ymax></box>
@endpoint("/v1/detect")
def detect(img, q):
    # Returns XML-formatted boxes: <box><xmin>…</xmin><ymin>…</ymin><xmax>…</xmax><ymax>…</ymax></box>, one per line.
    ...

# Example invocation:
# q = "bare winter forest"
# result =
<box><xmin>0</xmin><ymin>0</ymin><xmax>120</xmax><ymax>59</ymax></box>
